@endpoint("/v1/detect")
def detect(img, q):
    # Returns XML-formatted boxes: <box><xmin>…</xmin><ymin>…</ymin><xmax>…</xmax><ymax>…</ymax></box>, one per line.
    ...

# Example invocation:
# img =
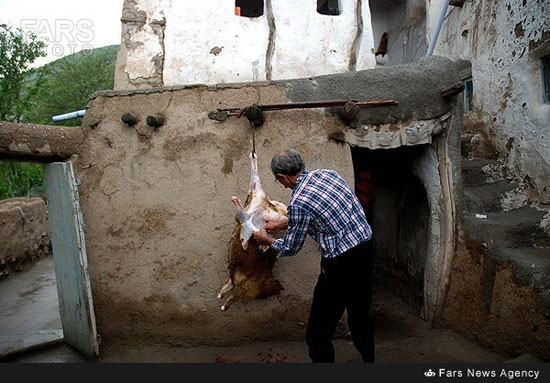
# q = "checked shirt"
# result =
<box><xmin>271</xmin><ymin>169</ymin><xmax>372</xmax><ymax>259</ymax></box>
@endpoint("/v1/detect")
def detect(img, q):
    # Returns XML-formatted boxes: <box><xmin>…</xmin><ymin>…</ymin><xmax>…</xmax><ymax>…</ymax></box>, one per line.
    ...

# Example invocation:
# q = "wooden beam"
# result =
<box><xmin>0</xmin><ymin>121</ymin><xmax>83</xmax><ymax>162</ymax></box>
<box><xmin>440</xmin><ymin>83</ymin><xmax>465</xmax><ymax>100</ymax></box>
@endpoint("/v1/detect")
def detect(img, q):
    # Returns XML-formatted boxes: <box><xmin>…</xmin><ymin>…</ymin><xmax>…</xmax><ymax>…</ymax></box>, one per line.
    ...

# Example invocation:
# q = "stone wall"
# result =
<box><xmin>0</xmin><ymin>197</ymin><xmax>51</xmax><ymax>279</ymax></box>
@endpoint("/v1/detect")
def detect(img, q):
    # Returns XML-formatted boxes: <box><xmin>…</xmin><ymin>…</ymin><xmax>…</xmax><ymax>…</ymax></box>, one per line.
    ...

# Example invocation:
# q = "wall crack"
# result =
<box><xmin>265</xmin><ymin>0</ymin><xmax>276</xmax><ymax>81</ymax></box>
<box><xmin>349</xmin><ymin>0</ymin><xmax>363</xmax><ymax>71</ymax></box>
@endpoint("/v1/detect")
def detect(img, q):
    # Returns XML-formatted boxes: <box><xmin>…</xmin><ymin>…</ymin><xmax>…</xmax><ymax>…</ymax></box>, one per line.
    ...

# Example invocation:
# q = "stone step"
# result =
<box><xmin>462</xmin><ymin>208</ymin><xmax>550</xmax><ymax>302</ymax></box>
<box><xmin>0</xmin><ymin>329</ymin><xmax>63</xmax><ymax>360</ymax></box>
<box><xmin>461</xmin><ymin>158</ymin><xmax>502</xmax><ymax>188</ymax></box>
<box><xmin>463</xmin><ymin>182</ymin><xmax>517</xmax><ymax>214</ymax></box>
<box><xmin>460</xmin><ymin>132</ymin><xmax>496</xmax><ymax>160</ymax></box>
<box><xmin>463</xmin><ymin>207</ymin><xmax>549</xmax><ymax>249</ymax></box>
<box><xmin>493</xmin><ymin>247</ymin><xmax>550</xmax><ymax>301</ymax></box>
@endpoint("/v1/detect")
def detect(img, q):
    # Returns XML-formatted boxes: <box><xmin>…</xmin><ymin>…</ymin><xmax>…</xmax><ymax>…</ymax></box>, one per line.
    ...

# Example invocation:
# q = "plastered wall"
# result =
<box><xmin>77</xmin><ymin>83</ymin><xmax>354</xmax><ymax>344</ymax></box>
<box><xmin>78</xmin><ymin>56</ymin><xmax>462</xmax><ymax>343</ymax></box>
<box><xmin>434</xmin><ymin>0</ymin><xmax>550</xmax><ymax>203</ymax></box>
<box><xmin>114</xmin><ymin>0</ymin><xmax>376</xmax><ymax>89</ymax></box>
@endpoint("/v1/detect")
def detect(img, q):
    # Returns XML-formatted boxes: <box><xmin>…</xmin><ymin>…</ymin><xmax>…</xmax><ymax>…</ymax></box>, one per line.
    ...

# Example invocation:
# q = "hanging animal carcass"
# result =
<box><xmin>217</xmin><ymin>152</ymin><xmax>288</xmax><ymax>311</ymax></box>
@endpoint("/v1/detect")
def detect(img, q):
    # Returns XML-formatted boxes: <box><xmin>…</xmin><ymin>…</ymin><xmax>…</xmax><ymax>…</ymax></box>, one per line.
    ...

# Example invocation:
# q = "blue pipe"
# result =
<box><xmin>52</xmin><ymin>110</ymin><xmax>86</xmax><ymax>122</ymax></box>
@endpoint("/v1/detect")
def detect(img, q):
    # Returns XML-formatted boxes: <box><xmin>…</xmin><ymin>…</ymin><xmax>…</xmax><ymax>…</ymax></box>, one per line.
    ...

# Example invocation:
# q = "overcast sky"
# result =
<box><xmin>0</xmin><ymin>0</ymin><xmax>124</xmax><ymax>67</ymax></box>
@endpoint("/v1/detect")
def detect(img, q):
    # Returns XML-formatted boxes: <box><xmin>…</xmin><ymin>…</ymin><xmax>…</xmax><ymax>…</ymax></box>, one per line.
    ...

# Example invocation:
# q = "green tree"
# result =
<box><xmin>0</xmin><ymin>43</ymin><xmax>117</xmax><ymax>200</ymax></box>
<box><xmin>0</xmin><ymin>162</ymin><xmax>43</xmax><ymax>199</ymax></box>
<box><xmin>0</xmin><ymin>23</ymin><xmax>46</xmax><ymax>121</ymax></box>
<box><xmin>24</xmin><ymin>45</ymin><xmax>117</xmax><ymax>126</ymax></box>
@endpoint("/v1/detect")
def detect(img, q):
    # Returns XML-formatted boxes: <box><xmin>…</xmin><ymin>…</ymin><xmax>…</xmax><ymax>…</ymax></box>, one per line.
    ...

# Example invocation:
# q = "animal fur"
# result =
<box><xmin>218</xmin><ymin>152</ymin><xmax>287</xmax><ymax>311</ymax></box>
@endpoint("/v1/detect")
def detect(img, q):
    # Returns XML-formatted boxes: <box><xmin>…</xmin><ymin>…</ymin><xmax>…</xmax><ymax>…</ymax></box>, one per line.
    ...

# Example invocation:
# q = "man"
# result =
<box><xmin>253</xmin><ymin>149</ymin><xmax>375</xmax><ymax>363</ymax></box>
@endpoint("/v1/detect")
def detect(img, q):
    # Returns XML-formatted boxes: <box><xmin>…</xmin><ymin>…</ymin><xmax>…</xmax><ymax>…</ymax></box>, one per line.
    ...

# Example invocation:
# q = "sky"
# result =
<box><xmin>0</xmin><ymin>0</ymin><xmax>124</xmax><ymax>67</ymax></box>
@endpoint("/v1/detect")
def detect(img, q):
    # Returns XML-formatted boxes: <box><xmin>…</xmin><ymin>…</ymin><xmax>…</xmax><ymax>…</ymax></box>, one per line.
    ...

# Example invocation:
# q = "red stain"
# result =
<box><xmin>215</xmin><ymin>356</ymin><xmax>241</xmax><ymax>363</ymax></box>
<box><xmin>257</xmin><ymin>352</ymin><xmax>288</xmax><ymax>363</ymax></box>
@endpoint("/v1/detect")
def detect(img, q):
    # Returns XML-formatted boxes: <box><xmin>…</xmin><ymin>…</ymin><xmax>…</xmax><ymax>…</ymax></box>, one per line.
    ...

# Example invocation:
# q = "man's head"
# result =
<box><xmin>271</xmin><ymin>149</ymin><xmax>305</xmax><ymax>189</ymax></box>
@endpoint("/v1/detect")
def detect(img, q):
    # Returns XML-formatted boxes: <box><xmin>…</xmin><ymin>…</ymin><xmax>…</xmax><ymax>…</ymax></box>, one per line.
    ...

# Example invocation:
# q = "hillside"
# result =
<box><xmin>22</xmin><ymin>45</ymin><xmax>119</xmax><ymax>126</ymax></box>
<box><xmin>0</xmin><ymin>45</ymin><xmax>119</xmax><ymax>200</ymax></box>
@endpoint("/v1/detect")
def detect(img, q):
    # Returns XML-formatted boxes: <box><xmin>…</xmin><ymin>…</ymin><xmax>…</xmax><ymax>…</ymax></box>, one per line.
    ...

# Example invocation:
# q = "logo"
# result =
<box><xmin>20</xmin><ymin>19</ymin><xmax>95</xmax><ymax>58</ymax></box>
<box><xmin>424</xmin><ymin>369</ymin><xmax>436</xmax><ymax>378</ymax></box>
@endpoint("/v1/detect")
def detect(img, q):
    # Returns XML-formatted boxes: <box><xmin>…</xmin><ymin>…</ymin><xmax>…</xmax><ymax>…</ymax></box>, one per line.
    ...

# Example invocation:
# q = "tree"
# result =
<box><xmin>0</xmin><ymin>23</ymin><xmax>46</xmax><ymax>122</ymax></box>
<box><xmin>24</xmin><ymin>45</ymin><xmax>117</xmax><ymax>126</ymax></box>
<box><xmin>0</xmin><ymin>162</ymin><xmax>43</xmax><ymax>200</ymax></box>
<box><xmin>0</xmin><ymin>45</ymin><xmax>118</xmax><ymax>200</ymax></box>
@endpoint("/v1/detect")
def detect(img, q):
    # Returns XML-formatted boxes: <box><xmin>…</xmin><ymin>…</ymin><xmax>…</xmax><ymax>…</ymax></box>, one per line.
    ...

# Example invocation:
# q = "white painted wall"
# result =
<box><xmin>370</xmin><ymin>0</ymin><xmax>427</xmax><ymax>67</ymax></box>
<box><xmin>123</xmin><ymin>6</ymin><xmax>165</xmax><ymax>83</ymax></box>
<box><xmin>163</xmin><ymin>1</ymin><xmax>270</xmax><ymax>85</ymax></box>
<box><xmin>115</xmin><ymin>0</ymin><xmax>376</xmax><ymax>88</ymax></box>
<box><xmin>270</xmin><ymin>0</ymin><xmax>375</xmax><ymax>79</ymax></box>
<box><xmin>434</xmin><ymin>0</ymin><xmax>550</xmax><ymax>202</ymax></box>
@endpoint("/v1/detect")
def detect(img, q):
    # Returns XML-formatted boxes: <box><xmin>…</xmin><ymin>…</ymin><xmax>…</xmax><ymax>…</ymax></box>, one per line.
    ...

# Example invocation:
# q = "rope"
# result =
<box><xmin>251</xmin><ymin>121</ymin><xmax>256</xmax><ymax>155</ymax></box>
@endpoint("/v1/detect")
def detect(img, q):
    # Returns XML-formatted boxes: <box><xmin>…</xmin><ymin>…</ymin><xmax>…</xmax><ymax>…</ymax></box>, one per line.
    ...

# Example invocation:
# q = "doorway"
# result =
<box><xmin>352</xmin><ymin>145</ymin><xmax>430</xmax><ymax>313</ymax></box>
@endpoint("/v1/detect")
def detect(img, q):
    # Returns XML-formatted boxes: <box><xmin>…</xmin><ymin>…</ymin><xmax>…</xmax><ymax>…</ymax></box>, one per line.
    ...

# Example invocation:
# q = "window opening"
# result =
<box><xmin>317</xmin><ymin>0</ymin><xmax>341</xmax><ymax>16</ymax></box>
<box><xmin>235</xmin><ymin>0</ymin><xmax>264</xmax><ymax>18</ymax></box>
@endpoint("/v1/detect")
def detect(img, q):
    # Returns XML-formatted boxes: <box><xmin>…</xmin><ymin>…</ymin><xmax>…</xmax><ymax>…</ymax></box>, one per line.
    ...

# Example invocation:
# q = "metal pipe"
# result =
<box><xmin>52</xmin><ymin>110</ymin><xmax>86</xmax><ymax>122</ymax></box>
<box><xmin>219</xmin><ymin>99</ymin><xmax>398</xmax><ymax>115</ymax></box>
<box><xmin>426</xmin><ymin>1</ymin><xmax>450</xmax><ymax>57</ymax></box>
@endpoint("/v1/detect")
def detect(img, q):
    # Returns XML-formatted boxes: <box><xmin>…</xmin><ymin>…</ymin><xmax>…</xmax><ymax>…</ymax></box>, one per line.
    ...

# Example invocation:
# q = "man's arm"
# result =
<box><xmin>264</xmin><ymin>216</ymin><xmax>288</xmax><ymax>233</ymax></box>
<box><xmin>253</xmin><ymin>206</ymin><xmax>310</xmax><ymax>258</ymax></box>
<box><xmin>253</xmin><ymin>228</ymin><xmax>276</xmax><ymax>246</ymax></box>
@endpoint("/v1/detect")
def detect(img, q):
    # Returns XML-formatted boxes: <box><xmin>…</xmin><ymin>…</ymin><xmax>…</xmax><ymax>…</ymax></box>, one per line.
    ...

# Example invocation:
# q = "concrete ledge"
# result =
<box><xmin>0</xmin><ymin>329</ymin><xmax>64</xmax><ymax>360</ymax></box>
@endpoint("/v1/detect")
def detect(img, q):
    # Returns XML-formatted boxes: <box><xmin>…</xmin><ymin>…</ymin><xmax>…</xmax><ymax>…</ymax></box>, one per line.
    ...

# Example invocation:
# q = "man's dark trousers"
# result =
<box><xmin>305</xmin><ymin>241</ymin><xmax>375</xmax><ymax>363</ymax></box>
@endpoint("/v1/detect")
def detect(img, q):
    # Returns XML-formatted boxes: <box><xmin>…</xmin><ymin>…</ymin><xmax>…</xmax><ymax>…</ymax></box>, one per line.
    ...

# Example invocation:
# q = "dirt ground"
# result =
<box><xmin>1</xmin><ymin>257</ymin><xmax>524</xmax><ymax>363</ymax></box>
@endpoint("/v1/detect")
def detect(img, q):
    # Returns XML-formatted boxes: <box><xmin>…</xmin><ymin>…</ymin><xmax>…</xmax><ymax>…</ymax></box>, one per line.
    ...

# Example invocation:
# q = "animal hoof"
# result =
<box><xmin>217</xmin><ymin>293</ymin><xmax>222</xmax><ymax>299</ymax></box>
<box><xmin>221</xmin><ymin>306</ymin><xmax>226</xmax><ymax>311</ymax></box>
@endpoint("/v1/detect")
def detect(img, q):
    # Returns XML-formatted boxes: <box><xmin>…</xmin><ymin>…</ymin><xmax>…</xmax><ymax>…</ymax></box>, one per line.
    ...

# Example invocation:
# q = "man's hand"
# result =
<box><xmin>253</xmin><ymin>228</ymin><xmax>275</xmax><ymax>247</ymax></box>
<box><xmin>263</xmin><ymin>217</ymin><xmax>288</xmax><ymax>234</ymax></box>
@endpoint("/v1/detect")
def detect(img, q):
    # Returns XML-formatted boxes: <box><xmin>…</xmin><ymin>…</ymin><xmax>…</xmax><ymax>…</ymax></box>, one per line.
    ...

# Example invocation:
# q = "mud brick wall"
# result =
<box><xmin>0</xmin><ymin>197</ymin><xmax>51</xmax><ymax>279</ymax></box>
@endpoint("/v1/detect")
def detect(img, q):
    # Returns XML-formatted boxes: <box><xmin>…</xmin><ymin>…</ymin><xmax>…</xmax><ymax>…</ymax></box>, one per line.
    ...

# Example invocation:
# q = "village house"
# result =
<box><xmin>0</xmin><ymin>0</ymin><xmax>548</xmax><ymax>360</ymax></box>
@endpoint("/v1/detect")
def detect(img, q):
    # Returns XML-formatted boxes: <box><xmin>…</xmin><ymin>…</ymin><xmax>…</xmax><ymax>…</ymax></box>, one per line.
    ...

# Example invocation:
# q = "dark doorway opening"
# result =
<box><xmin>352</xmin><ymin>145</ymin><xmax>430</xmax><ymax>313</ymax></box>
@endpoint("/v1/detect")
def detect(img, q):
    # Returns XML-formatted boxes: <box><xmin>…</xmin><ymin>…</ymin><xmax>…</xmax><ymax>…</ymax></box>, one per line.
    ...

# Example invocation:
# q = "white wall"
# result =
<box><xmin>270</xmin><ymin>0</ymin><xmax>375</xmax><ymax>79</ymax></box>
<box><xmin>116</xmin><ymin>0</ymin><xmax>376</xmax><ymax>88</ymax></box>
<box><xmin>434</xmin><ymin>0</ymin><xmax>550</xmax><ymax>202</ymax></box>
<box><xmin>369</xmin><ymin>0</ymin><xmax>427</xmax><ymax>67</ymax></box>
<box><xmin>163</xmin><ymin>1</ymin><xmax>270</xmax><ymax>85</ymax></box>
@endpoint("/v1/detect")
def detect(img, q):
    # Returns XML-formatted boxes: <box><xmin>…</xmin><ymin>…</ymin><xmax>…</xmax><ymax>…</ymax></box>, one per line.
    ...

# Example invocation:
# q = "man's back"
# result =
<box><xmin>290</xmin><ymin>169</ymin><xmax>372</xmax><ymax>258</ymax></box>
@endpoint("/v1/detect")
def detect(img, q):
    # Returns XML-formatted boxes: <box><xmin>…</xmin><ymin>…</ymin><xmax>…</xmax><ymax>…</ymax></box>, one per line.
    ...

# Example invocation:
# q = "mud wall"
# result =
<box><xmin>0</xmin><ymin>198</ymin><xmax>51</xmax><ymax>279</ymax></box>
<box><xmin>77</xmin><ymin>56</ymin><xmax>462</xmax><ymax>345</ymax></box>
<box><xmin>77</xmin><ymin>84</ymin><xmax>354</xmax><ymax>345</ymax></box>
<box><xmin>442</xmin><ymin>230</ymin><xmax>550</xmax><ymax>360</ymax></box>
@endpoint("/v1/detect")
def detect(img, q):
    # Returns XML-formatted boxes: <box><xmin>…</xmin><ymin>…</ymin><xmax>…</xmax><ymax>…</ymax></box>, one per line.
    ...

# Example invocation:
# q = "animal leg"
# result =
<box><xmin>248</xmin><ymin>152</ymin><xmax>262</xmax><ymax>194</ymax></box>
<box><xmin>221</xmin><ymin>294</ymin><xmax>235</xmax><ymax>311</ymax></box>
<box><xmin>231</xmin><ymin>196</ymin><xmax>247</xmax><ymax>224</ymax></box>
<box><xmin>217</xmin><ymin>278</ymin><xmax>233</xmax><ymax>299</ymax></box>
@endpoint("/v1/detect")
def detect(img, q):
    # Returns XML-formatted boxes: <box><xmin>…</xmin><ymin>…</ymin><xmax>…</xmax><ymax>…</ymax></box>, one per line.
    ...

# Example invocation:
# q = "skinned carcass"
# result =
<box><xmin>218</xmin><ymin>152</ymin><xmax>288</xmax><ymax>311</ymax></box>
